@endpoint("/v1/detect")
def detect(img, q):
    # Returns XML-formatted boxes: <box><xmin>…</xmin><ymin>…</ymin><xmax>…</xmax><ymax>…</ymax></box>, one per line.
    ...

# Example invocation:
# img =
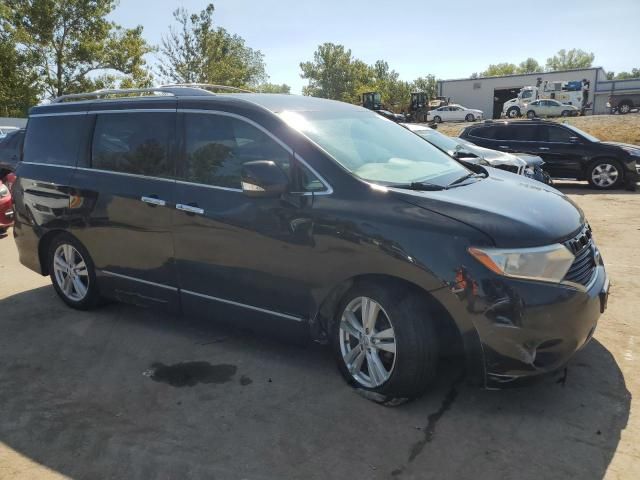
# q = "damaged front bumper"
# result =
<box><xmin>472</xmin><ymin>263</ymin><xmax>609</xmax><ymax>388</ymax></box>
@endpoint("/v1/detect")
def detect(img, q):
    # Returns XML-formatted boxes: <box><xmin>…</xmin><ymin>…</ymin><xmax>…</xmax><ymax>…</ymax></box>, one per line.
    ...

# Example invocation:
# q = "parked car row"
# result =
<box><xmin>460</xmin><ymin>119</ymin><xmax>640</xmax><ymax>190</ymax></box>
<box><xmin>11</xmin><ymin>86</ymin><xmax>611</xmax><ymax>404</ymax></box>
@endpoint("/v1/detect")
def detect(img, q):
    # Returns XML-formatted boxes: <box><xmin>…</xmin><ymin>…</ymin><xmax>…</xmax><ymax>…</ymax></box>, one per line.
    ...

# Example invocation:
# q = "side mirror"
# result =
<box><xmin>241</xmin><ymin>160</ymin><xmax>288</xmax><ymax>198</ymax></box>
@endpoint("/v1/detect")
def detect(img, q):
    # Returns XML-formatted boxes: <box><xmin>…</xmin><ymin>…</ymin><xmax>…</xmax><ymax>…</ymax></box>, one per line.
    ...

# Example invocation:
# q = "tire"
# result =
<box><xmin>618</xmin><ymin>101</ymin><xmax>632</xmax><ymax>114</ymax></box>
<box><xmin>0</xmin><ymin>228</ymin><xmax>7</xmax><ymax>235</ymax></box>
<box><xmin>433</xmin><ymin>115</ymin><xmax>442</xmax><ymax>123</ymax></box>
<box><xmin>507</xmin><ymin>107</ymin><xmax>520</xmax><ymax>118</ymax></box>
<box><xmin>332</xmin><ymin>282</ymin><xmax>438</xmax><ymax>404</ymax></box>
<box><xmin>587</xmin><ymin>159</ymin><xmax>623</xmax><ymax>190</ymax></box>
<box><xmin>48</xmin><ymin>233</ymin><xmax>101</xmax><ymax>310</ymax></box>
<box><xmin>526</xmin><ymin>110</ymin><xmax>536</xmax><ymax>119</ymax></box>
<box><xmin>465</xmin><ymin>113</ymin><xmax>475</xmax><ymax>122</ymax></box>
<box><xmin>561</xmin><ymin>110</ymin><xmax>570</xmax><ymax>117</ymax></box>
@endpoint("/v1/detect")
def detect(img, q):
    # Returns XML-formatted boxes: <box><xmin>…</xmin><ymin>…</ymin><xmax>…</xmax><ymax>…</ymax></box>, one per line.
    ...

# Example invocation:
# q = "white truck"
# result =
<box><xmin>502</xmin><ymin>79</ymin><xmax>590</xmax><ymax>118</ymax></box>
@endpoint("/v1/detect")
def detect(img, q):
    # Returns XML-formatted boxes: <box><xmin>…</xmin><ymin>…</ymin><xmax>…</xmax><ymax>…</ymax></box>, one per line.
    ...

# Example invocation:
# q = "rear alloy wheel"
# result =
<box><xmin>526</xmin><ymin>110</ymin><xmax>536</xmax><ymax>119</ymax></box>
<box><xmin>618</xmin><ymin>102</ymin><xmax>632</xmax><ymax>114</ymax></box>
<box><xmin>465</xmin><ymin>113</ymin><xmax>475</xmax><ymax>122</ymax></box>
<box><xmin>588</xmin><ymin>160</ymin><xmax>622</xmax><ymax>189</ymax></box>
<box><xmin>49</xmin><ymin>234</ymin><xmax>101</xmax><ymax>309</ymax></box>
<box><xmin>333</xmin><ymin>283</ymin><xmax>438</xmax><ymax>404</ymax></box>
<box><xmin>433</xmin><ymin>115</ymin><xmax>442</xmax><ymax>123</ymax></box>
<box><xmin>561</xmin><ymin>110</ymin><xmax>570</xmax><ymax>117</ymax></box>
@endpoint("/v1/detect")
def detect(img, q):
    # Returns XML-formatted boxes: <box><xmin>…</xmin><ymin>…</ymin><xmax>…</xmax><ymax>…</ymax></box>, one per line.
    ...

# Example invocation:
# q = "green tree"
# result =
<box><xmin>517</xmin><ymin>58</ymin><xmax>542</xmax><ymax>74</ymax></box>
<box><xmin>0</xmin><ymin>31</ymin><xmax>39</xmax><ymax>117</ymax></box>
<box><xmin>545</xmin><ymin>49</ymin><xmax>594</xmax><ymax>71</ymax></box>
<box><xmin>257</xmin><ymin>83</ymin><xmax>291</xmax><ymax>94</ymax></box>
<box><xmin>300</xmin><ymin>43</ymin><xmax>374</xmax><ymax>103</ymax></box>
<box><xmin>158</xmin><ymin>4</ymin><xmax>267</xmax><ymax>87</ymax></box>
<box><xmin>480</xmin><ymin>63</ymin><xmax>518</xmax><ymax>77</ymax></box>
<box><xmin>411</xmin><ymin>75</ymin><xmax>438</xmax><ymax>99</ymax></box>
<box><xmin>612</xmin><ymin>68</ymin><xmax>640</xmax><ymax>80</ymax></box>
<box><xmin>4</xmin><ymin>0</ymin><xmax>153</xmax><ymax>99</ymax></box>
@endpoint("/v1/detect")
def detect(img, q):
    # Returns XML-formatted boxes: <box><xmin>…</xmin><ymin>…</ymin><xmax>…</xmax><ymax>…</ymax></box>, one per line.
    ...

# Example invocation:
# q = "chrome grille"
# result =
<box><xmin>563</xmin><ymin>225</ymin><xmax>596</xmax><ymax>286</ymax></box>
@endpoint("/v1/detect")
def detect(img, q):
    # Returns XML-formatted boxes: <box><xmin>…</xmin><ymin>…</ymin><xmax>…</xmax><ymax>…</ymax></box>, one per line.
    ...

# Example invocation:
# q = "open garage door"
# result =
<box><xmin>493</xmin><ymin>87</ymin><xmax>521</xmax><ymax>118</ymax></box>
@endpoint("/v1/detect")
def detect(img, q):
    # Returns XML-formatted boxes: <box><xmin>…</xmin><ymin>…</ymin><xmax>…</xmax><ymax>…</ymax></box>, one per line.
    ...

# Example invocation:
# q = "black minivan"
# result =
<box><xmin>13</xmin><ymin>86</ymin><xmax>609</xmax><ymax>403</ymax></box>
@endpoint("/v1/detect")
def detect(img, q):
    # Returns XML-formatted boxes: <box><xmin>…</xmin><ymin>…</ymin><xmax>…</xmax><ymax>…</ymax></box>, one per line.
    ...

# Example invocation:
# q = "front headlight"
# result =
<box><xmin>0</xmin><ymin>183</ymin><xmax>8</xmax><ymax>198</ymax></box>
<box><xmin>468</xmin><ymin>244</ymin><xmax>575</xmax><ymax>283</ymax></box>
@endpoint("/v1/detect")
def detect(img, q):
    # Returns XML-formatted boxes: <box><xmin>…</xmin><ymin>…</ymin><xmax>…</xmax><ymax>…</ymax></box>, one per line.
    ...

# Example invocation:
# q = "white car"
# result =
<box><xmin>525</xmin><ymin>99</ymin><xmax>579</xmax><ymax>118</ymax></box>
<box><xmin>427</xmin><ymin>104</ymin><xmax>483</xmax><ymax>123</ymax></box>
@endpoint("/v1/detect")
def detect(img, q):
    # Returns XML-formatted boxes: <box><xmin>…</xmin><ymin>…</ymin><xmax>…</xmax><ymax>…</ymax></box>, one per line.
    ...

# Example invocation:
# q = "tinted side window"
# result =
<box><xmin>183</xmin><ymin>113</ymin><xmax>290</xmax><ymax>189</ymax></box>
<box><xmin>545</xmin><ymin>126</ymin><xmax>574</xmax><ymax>143</ymax></box>
<box><xmin>92</xmin><ymin>113</ymin><xmax>174</xmax><ymax>177</ymax></box>
<box><xmin>493</xmin><ymin>125</ymin><xmax>539</xmax><ymax>141</ymax></box>
<box><xmin>23</xmin><ymin>115</ymin><xmax>90</xmax><ymax>166</ymax></box>
<box><xmin>468</xmin><ymin>126</ymin><xmax>497</xmax><ymax>139</ymax></box>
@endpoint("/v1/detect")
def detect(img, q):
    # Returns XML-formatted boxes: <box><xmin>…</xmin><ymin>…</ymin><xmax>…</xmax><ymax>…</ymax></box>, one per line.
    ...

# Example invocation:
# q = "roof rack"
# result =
<box><xmin>160</xmin><ymin>83</ymin><xmax>254</xmax><ymax>93</ymax></box>
<box><xmin>52</xmin><ymin>87</ymin><xmax>189</xmax><ymax>104</ymax></box>
<box><xmin>49</xmin><ymin>83</ymin><xmax>253</xmax><ymax>105</ymax></box>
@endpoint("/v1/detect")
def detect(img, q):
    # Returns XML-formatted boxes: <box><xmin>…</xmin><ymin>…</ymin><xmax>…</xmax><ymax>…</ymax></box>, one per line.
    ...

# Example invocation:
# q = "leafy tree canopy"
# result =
<box><xmin>545</xmin><ymin>48</ymin><xmax>594</xmax><ymax>71</ymax></box>
<box><xmin>158</xmin><ymin>3</ymin><xmax>267</xmax><ymax>88</ymax></box>
<box><xmin>3</xmin><ymin>0</ymin><xmax>153</xmax><ymax>99</ymax></box>
<box><xmin>257</xmin><ymin>83</ymin><xmax>291</xmax><ymax>94</ymax></box>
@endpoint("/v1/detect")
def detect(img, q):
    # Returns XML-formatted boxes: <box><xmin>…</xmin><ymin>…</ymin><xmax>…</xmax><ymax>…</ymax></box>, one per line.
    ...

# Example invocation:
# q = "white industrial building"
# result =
<box><xmin>436</xmin><ymin>67</ymin><xmax>621</xmax><ymax>119</ymax></box>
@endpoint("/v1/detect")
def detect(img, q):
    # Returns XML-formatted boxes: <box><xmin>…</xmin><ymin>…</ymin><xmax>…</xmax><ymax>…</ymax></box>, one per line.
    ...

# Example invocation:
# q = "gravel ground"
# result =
<box><xmin>0</xmin><ymin>181</ymin><xmax>638</xmax><ymax>480</ymax></box>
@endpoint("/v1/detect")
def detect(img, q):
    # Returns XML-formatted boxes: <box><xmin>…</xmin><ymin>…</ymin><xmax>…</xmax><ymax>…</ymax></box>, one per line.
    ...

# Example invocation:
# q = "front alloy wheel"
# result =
<box><xmin>333</xmin><ymin>283</ymin><xmax>439</xmax><ymax>404</ymax></box>
<box><xmin>339</xmin><ymin>296</ymin><xmax>396</xmax><ymax>388</ymax></box>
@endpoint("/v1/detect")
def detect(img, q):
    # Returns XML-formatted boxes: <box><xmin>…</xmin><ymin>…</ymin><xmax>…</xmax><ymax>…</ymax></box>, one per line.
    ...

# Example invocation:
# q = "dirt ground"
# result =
<box><xmin>0</xmin><ymin>182</ymin><xmax>639</xmax><ymax>480</ymax></box>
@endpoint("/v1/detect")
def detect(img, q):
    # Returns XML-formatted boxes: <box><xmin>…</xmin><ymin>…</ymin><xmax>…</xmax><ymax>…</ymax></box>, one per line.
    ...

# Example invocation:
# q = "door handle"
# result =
<box><xmin>498</xmin><ymin>145</ymin><xmax>510</xmax><ymax>149</ymax></box>
<box><xmin>141</xmin><ymin>196</ymin><xmax>166</xmax><ymax>207</ymax></box>
<box><xmin>176</xmin><ymin>203</ymin><xmax>204</xmax><ymax>215</ymax></box>
<box><xmin>539</xmin><ymin>147</ymin><xmax>550</xmax><ymax>150</ymax></box>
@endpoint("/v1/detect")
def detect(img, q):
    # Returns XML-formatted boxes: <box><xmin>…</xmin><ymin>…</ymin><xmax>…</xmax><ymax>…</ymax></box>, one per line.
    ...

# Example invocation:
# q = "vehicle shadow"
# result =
<box><xmin>0</xmin><ymin>286</ymin><xmax>630</xmax><ymax>480</ymax></box>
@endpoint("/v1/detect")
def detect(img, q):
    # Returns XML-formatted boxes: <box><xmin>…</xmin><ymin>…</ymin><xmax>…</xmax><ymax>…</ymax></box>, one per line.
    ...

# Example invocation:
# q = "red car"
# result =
<box><xmin>0</xmin><ymin>178</ymin><xmax>14</xmax><ymax>234</ymax></box>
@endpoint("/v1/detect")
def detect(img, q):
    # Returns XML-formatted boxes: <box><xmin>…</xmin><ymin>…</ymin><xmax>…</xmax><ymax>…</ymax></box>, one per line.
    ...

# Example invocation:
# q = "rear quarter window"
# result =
<box><xmin>23</xmin><ymin>114</ymin><xmax>90</xmax><ymax>166</ymax></box>
<box><xmin>468</xmin><ymin>126</ymin><xmax>497</xmax><ymax>139</ymax></box>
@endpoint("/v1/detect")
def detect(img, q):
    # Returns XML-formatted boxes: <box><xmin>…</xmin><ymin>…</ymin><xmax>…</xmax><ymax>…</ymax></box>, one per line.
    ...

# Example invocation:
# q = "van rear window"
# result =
<box><xmin>23</xmin><ymin>114</ymin><xmax>89</xmax><ymax>166</ymax></box>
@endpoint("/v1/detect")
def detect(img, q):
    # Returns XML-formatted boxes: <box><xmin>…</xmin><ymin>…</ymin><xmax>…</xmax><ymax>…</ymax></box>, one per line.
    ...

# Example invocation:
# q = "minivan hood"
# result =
<box><xmin>390</xmin><ymin>169</ymin><xmax>584</xmax><ymax>248</ymax></box>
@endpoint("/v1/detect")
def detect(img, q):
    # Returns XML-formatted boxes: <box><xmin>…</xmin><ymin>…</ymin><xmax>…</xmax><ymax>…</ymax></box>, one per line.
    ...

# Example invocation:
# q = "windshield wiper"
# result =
<box><xmin>390</xmin><ymin>181</ymin><xmax>446</xmax><ymax>191</ymax></box>
<box><xmin>446</xmin><ymin>172</ymin><xmax>487</xmax><ymax>188</ymax></box>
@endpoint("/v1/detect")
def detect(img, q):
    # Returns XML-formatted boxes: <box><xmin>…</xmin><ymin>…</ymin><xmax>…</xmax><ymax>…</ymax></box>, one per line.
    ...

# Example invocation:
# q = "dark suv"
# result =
<box><xmin>13</xmin><ymin>86</ymin><xmax>609</xmax><ymax>403</ymax></box>
<box><xmin>459</xmin><ymin>119</ymin><xmax>640</xmax><ymax>190</ymax></box>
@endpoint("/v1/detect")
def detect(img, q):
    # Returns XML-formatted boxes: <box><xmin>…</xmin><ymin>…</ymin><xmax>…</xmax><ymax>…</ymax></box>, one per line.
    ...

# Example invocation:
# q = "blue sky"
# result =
<box><xmin>109</xmin><ymin>0</ymin><xmax>640</xmax><ymax>93</ymax></box>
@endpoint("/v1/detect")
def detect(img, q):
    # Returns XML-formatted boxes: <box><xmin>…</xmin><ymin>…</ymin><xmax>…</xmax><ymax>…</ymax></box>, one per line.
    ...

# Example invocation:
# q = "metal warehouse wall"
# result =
<box><xmin>439</xmin><ymin>68</ymin><xmax>605</xmax><ymax>117</ymax></box>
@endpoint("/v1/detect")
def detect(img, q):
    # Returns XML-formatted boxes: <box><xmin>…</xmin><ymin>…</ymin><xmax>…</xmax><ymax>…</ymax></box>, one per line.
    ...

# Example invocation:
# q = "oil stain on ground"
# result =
<box><xmin>147</xmin><ymin>361</ymin><xmax>237</xmax><ymax>387</ymax></box>
<box><xmin>391</xmin><ymin>371</ymin><xmax>465</xmax><ymax>477</ymax></box>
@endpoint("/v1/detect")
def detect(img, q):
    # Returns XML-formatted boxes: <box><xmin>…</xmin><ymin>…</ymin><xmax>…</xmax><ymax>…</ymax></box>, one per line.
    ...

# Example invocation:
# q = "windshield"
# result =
<box><xmin>279</xmin><ymin>110</ymin><xmax>469</xmax><ymax>186</ymax></box>
<box><xmin>564</xmin><ymin>124</ymin><xmax>600</xmax><ymax>142</ymax></box>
